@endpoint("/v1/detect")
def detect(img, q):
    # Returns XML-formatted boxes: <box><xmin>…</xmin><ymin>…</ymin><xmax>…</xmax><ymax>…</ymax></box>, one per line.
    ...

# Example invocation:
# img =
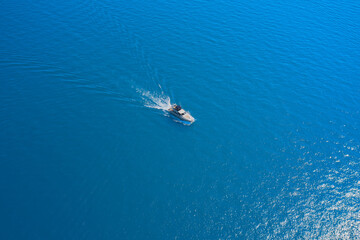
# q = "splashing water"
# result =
<box><xmin>136</xmin><ymin>88</ymin><xmax>171</xmax><ymax>111</ymax></box>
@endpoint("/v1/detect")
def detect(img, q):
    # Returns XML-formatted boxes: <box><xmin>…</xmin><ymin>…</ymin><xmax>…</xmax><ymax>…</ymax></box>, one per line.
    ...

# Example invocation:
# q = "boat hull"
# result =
<box><xmin>168</xmin><ymin>109</ymin><xmax>194</xmax><ymax>123</ymax></box>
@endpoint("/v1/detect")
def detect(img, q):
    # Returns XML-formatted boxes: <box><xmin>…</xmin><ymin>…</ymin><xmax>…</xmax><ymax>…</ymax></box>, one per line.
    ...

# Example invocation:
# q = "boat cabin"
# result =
<box><xmin>178</xmin><ymin>109</ymin><xmax>186</xmax><ymax>115</ymax></box>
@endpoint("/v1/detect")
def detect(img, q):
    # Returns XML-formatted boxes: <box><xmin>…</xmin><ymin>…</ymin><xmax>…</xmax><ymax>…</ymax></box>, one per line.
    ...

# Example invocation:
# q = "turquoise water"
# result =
<box><xmin>1</xmin><ymin>0</ymin><xmax>360</xmax><ymax>239</ymax></box>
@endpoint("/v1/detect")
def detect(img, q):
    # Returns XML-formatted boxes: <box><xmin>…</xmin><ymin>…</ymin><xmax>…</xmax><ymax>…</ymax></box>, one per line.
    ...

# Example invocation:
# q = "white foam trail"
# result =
<box><xmin>136</xmin><ymin>88</ymin><xmax>171</xmax><ymax>110</ymax></box>
<box><xmin>158</xmin><ymin>84</ymin><xmax>164</xmax><ymax>94</ymax></box>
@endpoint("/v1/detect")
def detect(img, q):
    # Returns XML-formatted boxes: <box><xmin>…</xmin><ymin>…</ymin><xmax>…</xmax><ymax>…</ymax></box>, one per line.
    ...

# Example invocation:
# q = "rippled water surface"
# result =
<box><xmin>1</xmin><ymin>0</ymin><xmax>360</xmax><ymax>239</ymax></box>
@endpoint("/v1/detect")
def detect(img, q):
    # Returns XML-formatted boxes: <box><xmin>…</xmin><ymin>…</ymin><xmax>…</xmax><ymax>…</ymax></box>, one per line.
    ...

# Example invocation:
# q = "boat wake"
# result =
<box><xmin>136</xmin><ymin>88</ymin><xmax>171</xmax><ymax>111</ymax></box>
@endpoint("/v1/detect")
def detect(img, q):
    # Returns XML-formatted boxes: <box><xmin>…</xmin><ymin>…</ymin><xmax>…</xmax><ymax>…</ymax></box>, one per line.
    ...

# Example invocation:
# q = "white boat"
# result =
<box><xmin>168</xmin><ymin>104</ymin><xmax>194</xmax><ymax>123</ymax></box>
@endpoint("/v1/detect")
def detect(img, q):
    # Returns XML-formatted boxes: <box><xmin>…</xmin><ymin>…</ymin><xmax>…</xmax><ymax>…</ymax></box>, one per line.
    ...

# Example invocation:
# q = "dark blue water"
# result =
<box><xmin>1</xmin><ymin>0</ymin><xmax>360</xmax><ymax>239</ymax></box>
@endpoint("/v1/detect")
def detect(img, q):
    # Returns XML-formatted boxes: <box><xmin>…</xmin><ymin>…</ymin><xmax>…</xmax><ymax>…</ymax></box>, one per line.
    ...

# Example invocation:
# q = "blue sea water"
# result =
<box><xmin>1</xmin><ymin>0</ymin><xmax>360</xmax><ymax>239</ymax></box>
